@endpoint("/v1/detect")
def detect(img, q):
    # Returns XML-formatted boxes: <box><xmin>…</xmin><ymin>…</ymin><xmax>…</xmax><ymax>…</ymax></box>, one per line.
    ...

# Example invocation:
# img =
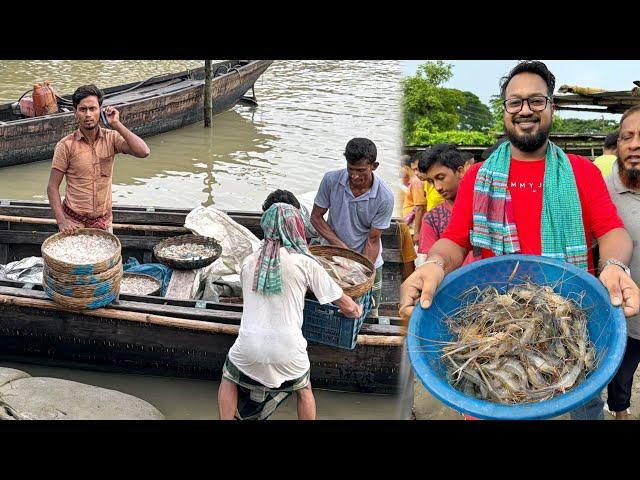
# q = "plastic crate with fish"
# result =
<box><xmin>302</xmin><ymin>289</ymin><xmax>373</xmax><ymax>350</ymax></box>
<box><xmin>407</xmin><ymin>254</ymin><xmax>627</xmax><ymax>420</ymax></box>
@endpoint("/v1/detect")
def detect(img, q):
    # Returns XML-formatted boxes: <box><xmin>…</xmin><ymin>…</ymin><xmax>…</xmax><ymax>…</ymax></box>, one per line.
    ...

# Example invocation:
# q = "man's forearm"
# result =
<box><xmin>362</xmin><ymin>236</ymin><xmax>381</xmax><ymax>265</ymax></box>
<box><xmin>413</xmin><ymin>206</ymin><xmax>425</xmax><ymax>238</ymax></box>
<box><xmin>47</xmin><ymin>186</ymin><xmax>66</xmax><ymax>223</ymax></box>
<box><xmin>311</xmin><ymin>215</ymin><xmax>347</xmax><ymax>247</ymax></box>
<box><xmin>112</xmin><ymin>122</ymin><xmax>150</xmax><ymax>157</ymax></box>
<box><xmin>597</xmin><ymin>227</ymin><xmax>633</xmax><ymax>267</ymax></box>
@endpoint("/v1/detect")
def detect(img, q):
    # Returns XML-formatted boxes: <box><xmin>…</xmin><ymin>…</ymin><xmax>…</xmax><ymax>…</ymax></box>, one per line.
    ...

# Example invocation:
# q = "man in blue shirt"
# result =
<box><xmin>311</xmin><ymin>138</ymin><xmax>394</xmax><ymax>316</ymax></box>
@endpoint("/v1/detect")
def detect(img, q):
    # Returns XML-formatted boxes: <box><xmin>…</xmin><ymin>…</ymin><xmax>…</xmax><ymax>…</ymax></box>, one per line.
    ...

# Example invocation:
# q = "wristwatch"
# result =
<box><xmin>601</xmin><ymin>258</ymin><xmax>631</xmax><ymax>277</ymax></box>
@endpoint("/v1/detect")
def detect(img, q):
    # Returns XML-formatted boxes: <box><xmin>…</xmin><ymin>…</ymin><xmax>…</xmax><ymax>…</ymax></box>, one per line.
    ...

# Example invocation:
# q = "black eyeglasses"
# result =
<box><xmin>503</xmin><ymin>96</ymin><xmax>551</xmax><ymax>114</ymax></box>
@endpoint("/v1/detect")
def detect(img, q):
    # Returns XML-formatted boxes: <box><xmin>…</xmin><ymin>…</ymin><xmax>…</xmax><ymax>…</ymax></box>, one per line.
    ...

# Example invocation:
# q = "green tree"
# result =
<box><xmin>457</xmin><ymin>91</ymin><xmax>493</xmax><ymax>132</ymax></box>
<box><xmin>402</xmin><ymin>61</ymin><xmax>465</xmax><ymax>142</ymax></box>
<box><xmin>552</xmin><ymin>117</ymin><xmax>618</xmax><ymax>134</ymax></box>
<box><xmin>489</xmin><ymin>94</ymin><xmax>504</xmax><ymax>132</ymax></box>
<box><xmin>410</xmin><ymin>130</ymin><xmax>496</xmax><ymax>146</ymax></box>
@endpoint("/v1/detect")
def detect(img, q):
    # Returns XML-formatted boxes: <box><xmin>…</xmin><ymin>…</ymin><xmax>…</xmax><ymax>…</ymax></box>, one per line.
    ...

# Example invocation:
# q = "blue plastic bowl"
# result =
<box><xmin>407</xmin><ymin>254</ymin><xmax>627</xmax><ymax>420</ymax></box>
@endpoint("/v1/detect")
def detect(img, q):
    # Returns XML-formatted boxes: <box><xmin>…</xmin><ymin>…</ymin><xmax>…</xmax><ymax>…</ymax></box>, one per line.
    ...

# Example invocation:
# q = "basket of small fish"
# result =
<box><xmin>309</xmin><ymin>245</ymin><xmax>375</xmax><ymax>298</ymax></box>
<box><xmin>119</xmin><ymin>273</ymin><xmax>162</xmax><ymax>297</ymax></box>
<box><xmin>407</xmin><ymin>254</ymin><xmax>627</xmax><ymax>420</ymax></box>
<box><xmin>153</xmin><ymin>234</ymin><xmax>222</xmax><ymax>270</ymax></box>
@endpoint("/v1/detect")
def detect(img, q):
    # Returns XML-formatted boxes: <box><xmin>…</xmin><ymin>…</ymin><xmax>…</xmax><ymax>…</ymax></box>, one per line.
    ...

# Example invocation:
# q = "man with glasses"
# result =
<box><xmin>400</xmin><ymin>60</ymin><xmax>639</xmax><ymax>420</ymax></box>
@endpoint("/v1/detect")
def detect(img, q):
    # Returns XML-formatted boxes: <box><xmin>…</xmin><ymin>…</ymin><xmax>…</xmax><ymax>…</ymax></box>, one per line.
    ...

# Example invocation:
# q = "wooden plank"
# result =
<box><xmin>165</xmin><ymin>269</ymin><xmax>199</xmax><ymax>300</ymax></box>
<box><xmin>0</xmin><ymin>214</ymin><xmax>191</xmax><ymax>233</ymax></box>
<box><xmin>0</xmin><ymin>202</ymin><xmax>401</xmax><ymax>239</ymax></box>
<box><xmin>0</xmin><ymin>285</ymin><xmax>403</xmax><ymax>336</ymax></box>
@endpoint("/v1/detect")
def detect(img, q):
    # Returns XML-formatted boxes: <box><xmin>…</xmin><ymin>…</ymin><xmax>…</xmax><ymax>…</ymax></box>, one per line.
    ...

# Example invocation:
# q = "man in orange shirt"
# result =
<box><xmin>47</xmin><ymin>85</ymin><xmax>150</xmax><ymax>234</ymax></box>
<box><xmin>401</xmin><ymin>155</ymin><xmax>428</xmax><ymax>243</ymax></box>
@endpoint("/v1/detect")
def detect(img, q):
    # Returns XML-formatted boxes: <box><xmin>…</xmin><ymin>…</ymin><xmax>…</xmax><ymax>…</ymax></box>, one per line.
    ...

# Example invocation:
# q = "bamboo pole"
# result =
<box><xmin>0</xmin><ymin>294</ymin><xmax>405</xmax><ymax>347</ymax></box>
<box><xmin>0</xmin><ymin>215</ymin><xmax>189</xmax><ymax>233</ymax></box>
<box><xmin>204</xmin><ymin>60</ymin><xmax>212</xmax><ymax>128</ymax></box>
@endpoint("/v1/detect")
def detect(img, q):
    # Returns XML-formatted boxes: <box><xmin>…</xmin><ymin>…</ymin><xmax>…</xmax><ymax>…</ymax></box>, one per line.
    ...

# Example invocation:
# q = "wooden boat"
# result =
<box><xmin>0</xmin><ymin>201</ymin><xmax>406</xmax><ymax>394</ymax></box>
<box><xmin>0</xmin><ymin>60</ymin><xmax>273</xmax><ymax>169</ymax></box>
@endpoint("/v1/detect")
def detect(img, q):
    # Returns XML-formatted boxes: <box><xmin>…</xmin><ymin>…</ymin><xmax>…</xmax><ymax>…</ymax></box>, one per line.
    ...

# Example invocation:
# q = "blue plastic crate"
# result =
<box><xmin>302</xmin><ymin>290</ymin><xmax>373</xmax><ymax>350</ymax></box>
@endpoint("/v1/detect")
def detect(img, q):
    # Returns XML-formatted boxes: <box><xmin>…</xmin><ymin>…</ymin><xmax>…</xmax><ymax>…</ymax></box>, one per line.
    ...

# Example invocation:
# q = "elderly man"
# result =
<box><xmin>311</xmin><ymin>138</ymin><xmax>394</xmax><ymax>317</ymax></box>
<box><xmin>47</xmin><ymin>84</ymin><xmax>150</xmax><ymax>234</ymax></box>
<box><xmin>604</xmin><ymin>106</ymin><xmax>640</xmax><ymax>420</ymax></box>
<box><xmin>400</xmin><ymin>61</ymin><xmax>640</xmax><ymax>420</ymax></box>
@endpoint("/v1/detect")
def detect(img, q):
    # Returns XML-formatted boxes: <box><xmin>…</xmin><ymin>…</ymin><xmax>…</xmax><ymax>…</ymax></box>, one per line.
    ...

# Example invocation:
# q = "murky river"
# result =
<box><xmin>0</xmin><ymin>60</ymin><xmax>401</xmax><ymax>213</ymax></box>
<box><xmin>0</xmin><ymin>60</ymin><xmax>403</xmax><ymax>419</ymax></box>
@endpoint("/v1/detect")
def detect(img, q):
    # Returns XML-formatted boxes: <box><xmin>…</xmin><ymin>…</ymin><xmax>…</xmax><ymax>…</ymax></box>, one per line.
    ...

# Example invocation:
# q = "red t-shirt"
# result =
<box><xmin>441</xmin><ymin>154</ymin><xmax>624</xmax><ymax>273</ymax></box>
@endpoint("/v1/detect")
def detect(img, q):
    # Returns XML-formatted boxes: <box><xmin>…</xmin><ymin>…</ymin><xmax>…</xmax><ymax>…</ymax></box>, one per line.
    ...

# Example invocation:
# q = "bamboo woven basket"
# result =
<box><xmin>43</xmin><ymin>275</ymin><xmax>121</xmax><ymax>311</ymax></box>
<box><xmin>43</xmin><ymin>257</ymin><xmax>123</xmax><ymax>285</ymax></box>
<box><xmin>41</xmin><ymin>228</ymin><xmax>121</xmax><ymax>275</ymax></box>
<box><xmin>43</xmin><ymin>267</ymin><xmax>123</xmax><ymax>298</ymax></box>
<box><xmin>153</xmin><ymin>234</ymin><xmax>222</xmax><ymax>270</ymax></box>
<box><xmin>119</xmin><ymin>273</ymin><xmax>162</xmax><ymax>297</ymax></box>
<box><xmin>309</xmin><ymin>245</ymin><xmax>375</xmax><ymax>298</ymax></box>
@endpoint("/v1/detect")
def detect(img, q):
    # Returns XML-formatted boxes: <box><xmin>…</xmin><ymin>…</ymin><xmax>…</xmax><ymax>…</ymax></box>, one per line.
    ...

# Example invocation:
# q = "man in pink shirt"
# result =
<box><xmin>417</xmin><ymin>144</ymin><xmax>474</xmax><ymax>265</ymax></box>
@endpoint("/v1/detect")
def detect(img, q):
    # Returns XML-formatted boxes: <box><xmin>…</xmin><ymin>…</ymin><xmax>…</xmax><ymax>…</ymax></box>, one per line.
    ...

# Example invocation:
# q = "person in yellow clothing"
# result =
<box><xmin>402</xmin><ymin>155</ymin><xmax>428</xmax><ymax>242</ymax></box>
<box><xmin>424</xmin><ymin>180</ymin><xmax>444</xmax><ymax>211</ymax></box>
<box><xmin>594</xmin><ymin>131</ymin><xmax>618</xmax><ymax>177</ymax></box>
<box><xmin>398</xmin><ymin>155</ymin><xmax>418</xmax><ymax>278</ymax></box>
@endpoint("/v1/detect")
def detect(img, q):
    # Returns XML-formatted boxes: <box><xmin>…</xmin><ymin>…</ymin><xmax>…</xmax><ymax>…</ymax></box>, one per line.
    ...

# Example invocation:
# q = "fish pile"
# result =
<box><xmin>120</xmin><ymin>275</ymin><xmax>160</xmax><ymax>295</ymax></box>
<box><xmin>156</xmin><ymin>243</ymin><xmax>216</xmax><ymax>260</ymax></box>
<box><xmin>442</xmin><ymin>282</ymin><xmax>597</xmax><ymax>405</ymax></box>
<box><xmin>44</xmin><ymin>234</ymin><xmax>118</xmax><ymax>264</ymax></box>
<box><xmin>316</xmin><ymin>255</ymin><xmax>372</xmax><ymax>289</ymax></box>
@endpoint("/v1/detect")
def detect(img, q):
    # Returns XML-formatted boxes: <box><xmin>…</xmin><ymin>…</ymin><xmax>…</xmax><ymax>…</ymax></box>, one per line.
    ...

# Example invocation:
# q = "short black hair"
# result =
<box><xmin>460</xmin><ymin>151</ymin><xmax>475</xmax><ymax>162</ymax></box>
<box><xmin>262</xmin><ymin>189</ymin><xmax>301</xmax><ymax>212</ymax></box>
<box><xmin>72</xmin><ymin>84</ymin><xmax>104</xmax><ymax>108</ymax></box>
<box><xmin>499</xmin><ymin>61</ymin><xmax>556</xmax><ymax>99</ymax></box>
<box><xmin>344</xmin><ymin>138</ymin><xmax>377</xmax><ymax>164</ymax></box>
<box><xmin>604</xmin><ymin>131</ymin><xmax>619</xmax><ymax>150</ymax></box>
<box><xmin>401</xmin><ymin>154</ymin><xmax>413</xmax><ymax>167</ymax></box>
<box><xmin>481</xmin><ymin>137</ymin><xmax>508</xmax><ymax>160</ymax></box>
<box><xmin>417</xmin><ymin>143</ymin><xmax>466</xmax><ymax>174</ymax></box>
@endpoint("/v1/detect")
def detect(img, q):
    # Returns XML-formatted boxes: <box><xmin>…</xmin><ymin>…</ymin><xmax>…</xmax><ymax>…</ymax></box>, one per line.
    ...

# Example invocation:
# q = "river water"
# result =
<box><xmin>0</xmin><ymin>60</ymin><xmax>404</xmax><ymax>419</ymax></box>
<box><xmin>0</xmin><ymin>60</ymin><xmax>401</xmax><ymax>213</ymax></box>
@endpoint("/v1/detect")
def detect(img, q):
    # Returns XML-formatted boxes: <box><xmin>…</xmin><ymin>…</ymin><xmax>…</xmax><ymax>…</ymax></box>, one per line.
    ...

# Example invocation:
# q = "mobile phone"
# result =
<box><xmin>100</xmin><ymin>108</ymin><xmax>110</xmax><ymax>128</ymax></box>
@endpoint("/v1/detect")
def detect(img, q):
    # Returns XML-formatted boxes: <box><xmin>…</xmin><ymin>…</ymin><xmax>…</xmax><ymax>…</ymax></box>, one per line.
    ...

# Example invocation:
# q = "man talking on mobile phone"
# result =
<box><xmin>47</xmin><ymin>84</ymin><xmax>150</xmax><ymax>234</ymax></box>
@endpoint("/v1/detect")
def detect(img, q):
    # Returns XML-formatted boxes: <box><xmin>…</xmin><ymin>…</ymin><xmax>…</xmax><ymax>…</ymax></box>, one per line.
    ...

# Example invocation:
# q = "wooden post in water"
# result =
<box><xmin>204</xmin><ymin>60</ymin><xmax>212</xmax><ymax>128</ymax></box>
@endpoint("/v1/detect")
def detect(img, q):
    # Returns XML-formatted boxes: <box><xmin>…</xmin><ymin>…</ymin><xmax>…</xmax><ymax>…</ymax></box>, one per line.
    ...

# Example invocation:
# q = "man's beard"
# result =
<box><xmin>617</xmin><ymin>156</ymin><xmax>640</xmax><ymax>189</ymax></box>
<box><xmin>504</xmin><ymin>118</ymin><xmax>551</xmax><ymax>153</ymax></box>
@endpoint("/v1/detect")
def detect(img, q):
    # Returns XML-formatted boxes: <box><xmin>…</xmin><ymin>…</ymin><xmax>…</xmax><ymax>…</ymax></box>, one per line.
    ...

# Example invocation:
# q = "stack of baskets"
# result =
<box><xmin>41</xmin><ymin>228</ymin><xmax>123</xmax><ymax>310</ymax></box>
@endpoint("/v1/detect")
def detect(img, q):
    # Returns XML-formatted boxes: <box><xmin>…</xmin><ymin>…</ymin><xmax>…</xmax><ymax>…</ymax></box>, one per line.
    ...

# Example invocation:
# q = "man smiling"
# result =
<box><xmin>400</xmin><ymin>61</ymin><xmax>640</xmax><ymax>420</ymax></box>
<box><xmin>311</xmin><ymin>138</ymin><xmax>394</xmax><ymax>316</ymax></box>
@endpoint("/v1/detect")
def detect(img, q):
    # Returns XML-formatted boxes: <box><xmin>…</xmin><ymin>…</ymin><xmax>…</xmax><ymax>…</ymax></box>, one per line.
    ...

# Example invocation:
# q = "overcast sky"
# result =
<box><xmin>401</xmin><ymin>60</ymin><xmax>640</xmax><ymax>120</ymax></box>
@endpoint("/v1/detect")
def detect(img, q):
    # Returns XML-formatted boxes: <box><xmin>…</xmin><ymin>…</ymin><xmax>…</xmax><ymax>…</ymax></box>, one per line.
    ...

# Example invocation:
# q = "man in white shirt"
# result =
<box><xmin>218</xmin><ymin>202</ymin><xmax>362</xmax><ymax>420</ymax></box>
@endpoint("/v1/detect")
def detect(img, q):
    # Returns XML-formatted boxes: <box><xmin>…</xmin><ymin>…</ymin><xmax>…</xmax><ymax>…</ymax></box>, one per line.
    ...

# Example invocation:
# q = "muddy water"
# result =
<box><xmin>0</xmin><ymin>60</ymin><xmax>403</xmax><ymax>419</ymax></box>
